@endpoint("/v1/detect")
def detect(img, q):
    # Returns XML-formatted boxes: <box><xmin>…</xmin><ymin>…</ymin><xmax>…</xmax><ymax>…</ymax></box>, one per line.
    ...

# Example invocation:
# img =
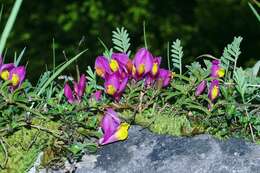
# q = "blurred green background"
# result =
<box><xmin>1</xmin><ymin>0</ymin><xmax>260</xmax><ymax>83</ymax></box>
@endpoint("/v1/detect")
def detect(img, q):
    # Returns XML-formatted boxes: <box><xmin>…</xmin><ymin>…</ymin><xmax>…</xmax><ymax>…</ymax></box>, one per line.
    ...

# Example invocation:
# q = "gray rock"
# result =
<box><xmin>75</xmin><ymin>126</ymin><xmax>260</xmax><ymax>173</ymax></box>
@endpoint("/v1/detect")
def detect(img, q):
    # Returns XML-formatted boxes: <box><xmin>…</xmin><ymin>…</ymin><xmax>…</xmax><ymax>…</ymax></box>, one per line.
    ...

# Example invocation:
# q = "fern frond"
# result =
<box><xmin>112</xmin><ymin>27</ymin><xmax>131</xmax><ymax>56</ymax></box>
<box><xmin>220</xmin><ymin>36</ymin><xmax>243</xmax><ymax>77</ymax></box>
<box><xmin>171</xmin><ymin>39</ymin><xmax>183</xmax><ymax>74</ymax></box>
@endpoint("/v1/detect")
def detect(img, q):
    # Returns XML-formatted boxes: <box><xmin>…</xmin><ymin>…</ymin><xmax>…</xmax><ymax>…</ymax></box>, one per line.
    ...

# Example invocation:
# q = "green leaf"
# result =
<box><xmin>14</xmin><ymin>47</ymin><xmax>26</xmax><ymax>66</ymax></box>
<box><xmin>248</xmin><ymin>2</ymin><xmax>260</xmax><ymax>23</ymax></box>
<box><xmin>171</xmin><ymin>39</ymin><xmax>183</xmax><ymax>74</ymax></box>
<box><xmin>112</xmin><ymin>27</ymin><xmax>131</xmax><ymax>56</ymax></box>
<box><xmin>220</xmin><ymin>36</ymin><xmax>243</xmax><ymax>78</ymax></box>
<box><xmin>252</xmin><ymin>60</ymin><xmax>260</xmax><ymax>77</ymax></box>
<box><xmin>0</xmin><ymin>0</ymin><xmax>23</xmax><ymax>54</ymax></box>
<box><xmin>37</xmin><ymin>49</ymin><xmax>87</xmax><ymax>96</ymax></box>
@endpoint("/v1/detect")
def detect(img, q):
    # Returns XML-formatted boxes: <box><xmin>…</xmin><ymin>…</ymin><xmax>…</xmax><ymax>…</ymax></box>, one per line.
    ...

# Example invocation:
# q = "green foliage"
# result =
<box><xmin>112</xmin><ymin>27</ymin><xmax>131</xmax><ymax>56</ymax></box>
<box><xmin>220</xmin><ymin>36</ymin><xmax>243</xmax><ymax>77</ymax></box>
<box><xmin>252</xmin><ymin>60</ymin><xmax>260</xmax><ymax>77</ymax></box>
<box><xmin>248</xmin><ymin>2</ymin><xmax>260</xmax><ymax>22</ymax></box>
<box><xmin>37</xmin><ymin>49</ymin><xmax>87</xmax><ymax>96</ymax></box>
<box><xmin>234</xmin><ymin>67</ymin><xmax>247</xmax><ymax>101</ymax></box>
<box><xmin>0</xmin><ymin>0</ymin><xmax>23</xmax><ymax>54</ymax></box>
<box><xmin>171</xmin><ymin>39</ymin><xmax>183</xmax><ymax>74</ymax></box>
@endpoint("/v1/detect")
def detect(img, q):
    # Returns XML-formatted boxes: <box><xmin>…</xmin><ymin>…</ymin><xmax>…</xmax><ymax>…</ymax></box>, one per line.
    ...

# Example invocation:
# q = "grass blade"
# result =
<box><xmin>37</xmin><ymin>49</ymin><xmax>87</xmax><ymax>96</ymax></box>
<box><xmin>0</xmin><ymin>0</ymin><xmax>23</xmax><ymax>54</ymax></box>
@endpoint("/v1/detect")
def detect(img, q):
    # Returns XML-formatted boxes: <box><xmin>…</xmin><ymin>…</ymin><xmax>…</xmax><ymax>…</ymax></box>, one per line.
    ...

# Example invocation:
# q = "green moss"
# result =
<box><xmin>0</xmin><ymin>121</ymin><xmax>60</xmax><ymax>173</ymax></box>
<box><xmin>121</xmin><ymin>109</ymin><xmax>199</xmax><ymax>136</ymax></box>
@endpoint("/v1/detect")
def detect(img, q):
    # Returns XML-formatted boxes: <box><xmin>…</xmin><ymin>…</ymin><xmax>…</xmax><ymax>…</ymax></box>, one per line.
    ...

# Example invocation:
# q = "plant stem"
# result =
<box><xmin>143</xmin><ymin>21</ymin><xmax>147</xmax><ymax>49</ymax></box>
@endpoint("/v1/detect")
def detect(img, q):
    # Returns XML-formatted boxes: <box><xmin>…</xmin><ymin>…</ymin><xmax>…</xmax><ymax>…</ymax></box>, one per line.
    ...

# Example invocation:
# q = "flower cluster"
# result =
<box><xmin>195</xmin><ymin>59</ymin><xmax>225</xmax><ymax>108</ymax></box>
<box><xmin>95</xmin><ymin>48</ymin><xmax>173</xmax><ymax>100</ymax></box>
<box><xmin>0</xmin><ymin>56</ymin><xmax>26</xmax><ymax>91</ymax></box>
<box><xmin>64</xmin><ymin>74</ymin><xmax>86</xmax><ymax>104</ymax></box>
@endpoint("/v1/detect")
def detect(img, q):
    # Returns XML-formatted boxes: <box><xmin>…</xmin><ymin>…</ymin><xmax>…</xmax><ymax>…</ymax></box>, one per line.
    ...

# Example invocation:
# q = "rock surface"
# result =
<box><xmin>32</xmin><ymin>125</ymin><xmax>260</xmax><ymax>173</ymax></box>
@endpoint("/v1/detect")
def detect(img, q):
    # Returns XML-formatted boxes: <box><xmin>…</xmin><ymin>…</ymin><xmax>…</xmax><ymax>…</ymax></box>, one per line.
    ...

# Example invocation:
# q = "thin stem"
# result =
<box><xmin>167</xmin><ymin>42</ymin><xmax>170</xmax><ymax>70</ymax></box>
<box><xmin>143</xmin><ymin>21</ymin><xmax>147</xmax><ymax>49</ymax></box>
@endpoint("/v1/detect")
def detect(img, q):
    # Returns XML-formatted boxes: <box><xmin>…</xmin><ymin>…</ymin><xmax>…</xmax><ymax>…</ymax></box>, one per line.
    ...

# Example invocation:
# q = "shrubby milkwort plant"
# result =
<box><xmin>0</xmin><ymin>1</ymin><xmax>260</xmax><ymax>172</ymax></box>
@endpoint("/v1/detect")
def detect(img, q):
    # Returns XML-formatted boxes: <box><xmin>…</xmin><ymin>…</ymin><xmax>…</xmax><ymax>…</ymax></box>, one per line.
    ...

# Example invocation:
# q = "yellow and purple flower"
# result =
<box><xmin>133</xmin><ymin>48</ymin><xmax>153</xmax><ymax>78</ymax></box>
<box><xmin>211</xmin><ymin>60</ymin><xmax>225</xmax><ymax>78</ymax></box>
<box><xmin>64</xmin><ymin>74</ymin><xmax>86</xmax><ymax>104</ymax></box>
<box><xmin>9</xmin><ymin>66</ymin><xmax>26</xmax><ymax>88</ymax></box>
<box><xmin>0</xmin><ymin>63</ymin><xmax>15</xmax><ymax>81</ymax></box>
<box><xmin>95</xmin><ymin>56</ymin><xmax>111</xmax><ymax>78</ymax></box>
<box><xmin>151</xmin><ymin>57</ymin><xmax>161</xmax><ymax>77</ymax></box>
<box><xmin>145</xmin><ymin>57</ymin><xmax>162</xmax><ymax>86</ymax></box>
<box><xmin>99</xmin><ymin>108</ymin><xmax>130</xmax><ymax>145</ymax></box>
<box><xmin>195</xmin><ymin>80</ymin><xmax>207</xmax><ymax>96</ymax></box>
<box><xmin>111</xmin><ymin>53</ymin><xmax>133</xmax><ymax>76</ymax></box>
<box><xmin>104</xmin><ymin>73</ymin><xmax>128</xmax><ymax>100</ymax></box>
<box><xmin>208</xmin><ymin>79</ymin><xmax>219</xmax><ymax>101</ymax></box>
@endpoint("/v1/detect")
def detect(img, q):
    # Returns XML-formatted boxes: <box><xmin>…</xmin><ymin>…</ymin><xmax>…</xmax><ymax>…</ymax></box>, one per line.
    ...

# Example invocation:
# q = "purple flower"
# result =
<box><xmin>211</xmin><ymin>60</ymin><xmax>225</xmax><ymax>78</ymax></box>
<box><xmin>99</xmin><ymin>109</ymin><xmax>130</xmax><ymax>145</ymax></box>
<box><xmin>156</xmin><ymin>69</ymin><xmax>172</xmax><ymax>88</ymax></box>
<box><xmin>95</xmin><ymin>56</ymin><xmax>111</xmax><ymax>78</ymax></box>
<box><xmin>112</xmin><ymin>53</ymin><xmax>133</xmax><ymax>76</ymax></box>
<box><xmin>64</xmin><ymin>83</ymin><xmax>74</xmax><ymax>104</ymax></box>
<box><xmin>195</xmin><ymin>80</ymin><xmax>207</xmax><ymax>96</ymax></box>
<box><xmin>151</xmin><ymin>57</ymin><xmax>161</xmax><ymax>77</ymax></box>
<box><xmin>74</xmin><ymin>74</ymin><xmax>86</xmax><ymax>98</ymax></box>
<box><xmin>0</xmin><ymin>63</ymin><xmax>15</xmax><ymax>81</ymax></box>
<box><xmin>9</xmin><ymin>66</ymin><xmax>26</xmax><ymax>88</ymax></box>
<box><xmin>104</xmin><ymin>73</ymin><xmax>120</xmax><ymax>96</ymax></box>
<box><xmin>64</xmin><ymin>74</ymin><xmax>86</xmax><ymax>104</ymax></box>
<box><xmin>208</xmin><ymin>79</ymin><xmax>219</xmax><ymax>101</ymax></box>
<box><xmin>104</xmin><ymin>73</ymin><xmax>128</xmax><ymax>100</ymax></box>
<box><xmin>133</xmin><ymin>48</ymin><xmax>153</xmax><ymax>78</ymax></box>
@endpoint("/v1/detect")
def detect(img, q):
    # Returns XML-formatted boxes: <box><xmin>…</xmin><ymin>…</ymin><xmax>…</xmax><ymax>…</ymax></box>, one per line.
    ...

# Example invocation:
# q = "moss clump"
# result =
<box><xmin>120</xmin><ymin>109</ymin><xmax>204</xmax><ymax>136</ymax></box>
<box><xmin>0</xmin><ymin>120</ymin><xmax>60</xmax><ymax>173</ymax></box>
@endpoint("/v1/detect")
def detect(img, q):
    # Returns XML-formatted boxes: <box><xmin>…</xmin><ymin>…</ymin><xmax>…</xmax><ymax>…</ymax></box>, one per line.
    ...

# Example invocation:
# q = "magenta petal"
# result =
<box><xmin>133</xmin><ymin>48</ymin><xmax>153</xmax><ymax>75</ymax></box>
<box><xmin>77</xmin><ymin>74</ymin><xmax>86</xmax><ymax>97</ymax></box>
<box><xmin>157</xmin><ymin>69</ymin><xmax>172</xmax><ymax>87</ymax></box>
<box><xmin>104</xmin><ymin>73</ymin><xmax>120</xmax><ymax>95</ymax></box>
<box><xmin>9</xmin><ymin>66</ymin><xmax>26</xmax><ymax>86</ymax></box>
<box><xmin>211</xmin><ymin>59</ymin><xmax>220</xmax><ymax>78</ymax></box>
<box><xmin>64</xmin><ymin>83</ymin><xmax>74</xmax><ymax>104</ymax></box>
<box><xmin>208</xmin><ymin>79</ymin><xmax>219</xmax><ymax>101</ymax></box>
<box><xmin>118</xmin><ymin>77</ymin><xmax>128</xmax><ymax>93</ymax></box>
<box><xmin>106</xmin><ymin>108</ymin><xmax>121</xmax><ymax>124</ymax></box>
<box><xmin>0</xmin><ymin>63</ymin><xmax>15</xmax><ymax>73</ymax></box>
<box><xmin>195</xmin><ymin>80</ymin><xmax>207</xmax><ymax>96</ymax></box>
<box><xmin>95</xmin><ymin>56</ymin><xmax>111</xmax><ymax>78</ymax></box>
<box><xmin>112</xmin><ymin>53</ymin><xmax>129</xmax><ymax>66</ymax></box>
<box><xmin>112</xmin><ymin>53</ymin><xmax>133</xmax><ymax>75</ymax></box>
<box><xmin>99</xmin><ymin>132</ymin><xmax>119</xmax><ymax>145</ymax></box>
<box><xmin>100</xmin><ymin>109</ymin><xmax>121</xmax><ymax>144</ymax></box>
